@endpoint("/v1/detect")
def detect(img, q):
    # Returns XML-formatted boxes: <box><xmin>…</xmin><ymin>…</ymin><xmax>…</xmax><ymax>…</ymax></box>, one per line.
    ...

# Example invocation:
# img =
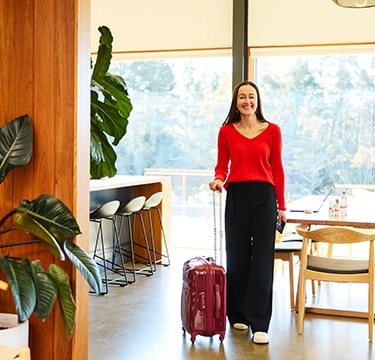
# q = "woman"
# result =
<box><xmin>209</xmin><ymin>81</ymin><xmax>286</xmax><ymax>344</ymax></box>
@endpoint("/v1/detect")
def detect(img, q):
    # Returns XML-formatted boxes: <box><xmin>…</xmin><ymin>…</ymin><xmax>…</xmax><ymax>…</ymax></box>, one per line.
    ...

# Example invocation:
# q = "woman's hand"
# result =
<box><xmin>209</xmin><ymin>179</ymin><xmax>223</xmax><ymax>192</ymax></box>
<box><xmin>277</xmin><ymin>209</ymin><xmax>287</xmax><ymax>225</ymax></box>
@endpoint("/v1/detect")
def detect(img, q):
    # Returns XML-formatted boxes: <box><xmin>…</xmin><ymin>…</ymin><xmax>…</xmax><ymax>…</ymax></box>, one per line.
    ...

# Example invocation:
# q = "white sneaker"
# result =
<box><xmin>233</xmin><ymin>323</ymin><xmax>248</xmax><ymax>330</ymax></box>
<box><xmin>253</xmin><ymin>331</ymin><xmax>269</xmax><ymax>344</ymax></box>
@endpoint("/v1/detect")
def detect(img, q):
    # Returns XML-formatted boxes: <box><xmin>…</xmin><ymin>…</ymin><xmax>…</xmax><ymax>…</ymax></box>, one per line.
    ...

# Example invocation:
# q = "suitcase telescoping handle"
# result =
<box><xmin>212</xmin><ymin>191</ymin><xmax>224</xmax><ymax>264</ymax></box>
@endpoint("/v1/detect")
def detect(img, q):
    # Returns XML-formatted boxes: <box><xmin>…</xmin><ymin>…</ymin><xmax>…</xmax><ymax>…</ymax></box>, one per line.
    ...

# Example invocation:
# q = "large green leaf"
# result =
<box><xmin>91</xmin><ymin>26</ymin><xmax>113</xmax><ymax>81</ymax></box>
<box><xmin>0</xmin><ymin>256</ymin><xmax>36</xmax><ymax>323</ymax></box>
<box><xmin>48</xmin><ymin>264</ymin><xmax>76</xmax><ymax>339</ymax></box>
<box><xmin>13</xmin><ymin>212</ymin><xmax>64</xmax><ymax>260</ymax></box>
<box><xmin>29</xmin><ymin>260</ymin><xmax>58</xmax><ymax>321</ymax></box>
<box><xmin>64</xmin><ymin>240</ymin><xmax>102</xmax><ymax>294</ymax></box>
<box><xmin>0</xmin><ymin>115</ymin><xmax>33</xmax><ymax>184</ymax></box>
<box><xmin>91</xmin><ymin>88</ymin><xmax>130</xmax><ymax>145</ymax></box>
<box><xmin>18</xmin><ymin>194</ymin><xmax>81</xmax><ymax>238</ymax></box>
<box><xmin>13</xmin><ymin>194</ymin><xmax>82</xmax><ymax>260</ymax></box>
<box><xmin>90</xmin><ymin>123</ymin><xmax>117</xmax><ymax>178</ymax></box>
<box><xmin>103</xmin><ymin>73</ymin><xmax>132</xmax><ymax>126</ymax></box>
<box><xmin>90</xmin><ymin>26</ymin><xmax>132</xmax><ymax>179</ymax></box>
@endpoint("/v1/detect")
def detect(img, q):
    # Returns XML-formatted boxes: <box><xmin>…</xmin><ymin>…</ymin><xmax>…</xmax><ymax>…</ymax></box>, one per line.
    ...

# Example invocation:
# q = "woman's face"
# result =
<box><xmin>236</xmin><ymin>84</ymin><xmax>258</xmax><ymax>117</ymax></box>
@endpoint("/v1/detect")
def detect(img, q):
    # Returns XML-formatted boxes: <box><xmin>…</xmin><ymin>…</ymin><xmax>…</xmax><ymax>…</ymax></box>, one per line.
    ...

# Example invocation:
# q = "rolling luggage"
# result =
<box><xmin>181</xmin><ymin>193</ymin><xmax>226</xmax><ymax>343</ymax></box>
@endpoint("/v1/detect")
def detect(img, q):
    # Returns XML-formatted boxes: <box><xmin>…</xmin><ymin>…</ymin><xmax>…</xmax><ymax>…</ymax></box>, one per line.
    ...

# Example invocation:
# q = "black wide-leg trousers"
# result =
<box><xmin>225</xmin><ymin>181</ymin><xmax>277</xmax><ymax>333</ymax></box>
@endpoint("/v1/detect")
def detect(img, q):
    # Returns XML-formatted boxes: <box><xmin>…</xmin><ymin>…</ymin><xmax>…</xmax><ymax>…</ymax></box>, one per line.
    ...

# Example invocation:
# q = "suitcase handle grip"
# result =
<box><xmin>214</xmin><ymin>284</ymin><xmax>221</xmax><ymax>318</ymax></box>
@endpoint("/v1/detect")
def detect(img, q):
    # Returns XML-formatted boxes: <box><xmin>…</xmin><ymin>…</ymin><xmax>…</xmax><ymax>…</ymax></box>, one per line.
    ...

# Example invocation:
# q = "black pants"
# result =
<box><xmin>225</xmin><ymin>181</ymin><xmax>277</xmax><ymax>333</ymax></box>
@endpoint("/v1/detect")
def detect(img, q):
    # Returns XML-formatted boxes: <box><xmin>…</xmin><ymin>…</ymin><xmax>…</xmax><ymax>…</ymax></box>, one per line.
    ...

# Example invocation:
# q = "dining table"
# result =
<box><xmin>286</xmin><ymin>192</ymin><xmax>375</xmax><ymax>229</ymax></box>
<box><xmin>285</xmin><ymin>190</ymin><xmax>375</xmax><ymax>318</ymax></box>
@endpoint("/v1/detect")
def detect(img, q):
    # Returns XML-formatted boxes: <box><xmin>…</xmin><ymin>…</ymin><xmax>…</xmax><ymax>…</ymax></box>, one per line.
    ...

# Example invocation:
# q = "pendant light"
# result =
<box><xmin>332</xmin><ymin>0</ymin><xmax>375</xmax><ymax>7</ymax></box>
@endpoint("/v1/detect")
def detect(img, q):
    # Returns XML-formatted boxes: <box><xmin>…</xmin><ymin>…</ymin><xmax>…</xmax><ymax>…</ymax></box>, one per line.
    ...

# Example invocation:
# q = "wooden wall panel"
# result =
<box><xmin>74</xmin><ymin>0</ymin><xmax>91</xmax><ymax>358</ymax></box>
<box><xmin>0</xmin><ymin>0</ymin><xmax>90</xmax><ymax>358</ymax></box>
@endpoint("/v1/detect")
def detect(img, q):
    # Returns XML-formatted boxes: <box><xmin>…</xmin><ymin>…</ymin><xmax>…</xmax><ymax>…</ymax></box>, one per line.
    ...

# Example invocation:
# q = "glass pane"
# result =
<box><xmin>255</xmin><ymin>53</ymin><xmax>375</xmax><ymax>200</ymax></box>
<box><xmin>109</xmin><ymin>56</ymin><xmax>232</xmax><ymax>249</ymax></box>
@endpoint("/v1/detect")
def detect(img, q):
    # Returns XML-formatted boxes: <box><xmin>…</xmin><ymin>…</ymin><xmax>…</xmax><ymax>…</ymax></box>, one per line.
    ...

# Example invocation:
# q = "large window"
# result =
<box><xmin>109</xmin><ymin>55</ymin><xmax>232</xmax><ymax>248</ymax></box>
<box><xmin>255</xmin><ymin>51</ymin><xmax>375</xmax><ymax>200</ymax></box>
<box><xmin>108</xmin><ymin>50</ymin><xmax>375</xmax><ymax>249</ymax></box>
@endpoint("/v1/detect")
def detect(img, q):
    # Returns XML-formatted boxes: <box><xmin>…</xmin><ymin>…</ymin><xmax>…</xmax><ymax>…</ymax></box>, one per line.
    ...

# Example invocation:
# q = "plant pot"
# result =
<box><xmin>0</xmin><ymin>313</ymin><xmax>28</xmax><ymax>349</ymax></box>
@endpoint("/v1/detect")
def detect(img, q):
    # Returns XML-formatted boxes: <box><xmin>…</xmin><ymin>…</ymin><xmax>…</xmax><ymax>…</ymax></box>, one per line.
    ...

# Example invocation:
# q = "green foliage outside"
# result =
<box><xmin>257</xmin><ymin>54</ymin><xmax>375</xmax><ymax>197</ymax></box>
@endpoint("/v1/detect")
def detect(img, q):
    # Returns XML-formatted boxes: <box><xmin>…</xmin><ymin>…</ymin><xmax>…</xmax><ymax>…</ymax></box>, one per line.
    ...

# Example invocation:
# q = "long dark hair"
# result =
<box><xmin>222</xmin><ymin>81</ymin><xmax>266</xmax><ymax>125</ymax></box>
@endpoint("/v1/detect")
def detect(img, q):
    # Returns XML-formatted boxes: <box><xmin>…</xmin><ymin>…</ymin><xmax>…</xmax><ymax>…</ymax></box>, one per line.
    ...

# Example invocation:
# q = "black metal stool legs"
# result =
<box><xmin>116</xmin><ymin>196</ymin><xmax>153</xmax><ymax>282</ymax></box>
<box><xmin>144</xmin><ymin>206</ymin><xmax>171</xmax><ymax>271</ymax></box>
<box><xmin>92</xmin><ymin>218</ymin><xmax>109</xmax><ymax>294</ymax></box>
<box><xmin>90</xmin><ymin>200</ymin><xmax>128</xmax><ymax>294</ymax></box>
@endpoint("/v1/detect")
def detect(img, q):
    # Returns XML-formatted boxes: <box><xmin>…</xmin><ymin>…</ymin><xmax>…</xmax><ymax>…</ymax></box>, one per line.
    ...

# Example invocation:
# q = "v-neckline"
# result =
<box><xmin>232</xmin><ymin>122</ymin><xmax>270</xmax><ymax>139</ymax></box>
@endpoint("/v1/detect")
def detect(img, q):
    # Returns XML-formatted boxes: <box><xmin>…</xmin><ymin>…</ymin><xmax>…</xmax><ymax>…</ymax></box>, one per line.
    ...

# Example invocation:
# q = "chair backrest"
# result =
<box><xmin>90</xmin><ymin>200</ymin><xmax>120</xmax><ymax>220</ymax></box>
<box><xmin>143</xmin><ymin>192</ymin><xmax>163</xmax><ymax>209</ymax></box>
<box><xmin>296</xmin><ymin>224</ymin><xmax>375</xmax><ymax>245</ymax></box>
<box><xmin>296</xmin><ymin>224</ymin><xmax>375</xmax><ymax>274</ymax></box>
<box><xmin>117</xmin><ymin>196</ymin><xmax>146</xmax><ymax>215</ymax></box>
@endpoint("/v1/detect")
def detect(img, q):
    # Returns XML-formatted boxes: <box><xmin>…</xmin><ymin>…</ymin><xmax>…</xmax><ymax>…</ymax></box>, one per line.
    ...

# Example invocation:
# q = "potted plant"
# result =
<box><xmin>0</xmin><ymin>115</ymin><xmax>102</xmax><ymax>342</ymax></box>
<box><xmin>90</xmin><ymin>25</ymin><xmax>133</xmax><ymax>179</ymax></box>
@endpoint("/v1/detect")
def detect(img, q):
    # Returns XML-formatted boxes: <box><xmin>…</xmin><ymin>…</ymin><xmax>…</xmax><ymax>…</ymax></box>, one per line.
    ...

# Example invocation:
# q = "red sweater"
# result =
<box><xmin>214</xmin><ymin>122</ymin><xmax>286</xmax><ymax>211</ymax></box>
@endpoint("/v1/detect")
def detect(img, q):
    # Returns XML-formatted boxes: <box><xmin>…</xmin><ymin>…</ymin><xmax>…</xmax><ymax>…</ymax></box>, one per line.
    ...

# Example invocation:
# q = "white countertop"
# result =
<box><xmin>89</xmin><ymin>175</ymin><xmax>171</xmax><ymax>192</ymax></box>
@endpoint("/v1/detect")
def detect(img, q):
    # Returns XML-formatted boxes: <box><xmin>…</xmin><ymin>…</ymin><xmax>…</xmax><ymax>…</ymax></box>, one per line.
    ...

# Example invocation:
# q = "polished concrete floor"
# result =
<box><xmin>88</xmin><ymin>248</ymin><xmax>373</xmax><ymax>360</ymax></box>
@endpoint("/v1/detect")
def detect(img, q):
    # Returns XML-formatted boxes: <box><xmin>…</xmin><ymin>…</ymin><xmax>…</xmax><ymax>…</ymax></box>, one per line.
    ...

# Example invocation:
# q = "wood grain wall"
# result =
<box><xmin>0</xmin><ymin>0</ymin><xmax>90</xmax><ymax>358</ymax></box>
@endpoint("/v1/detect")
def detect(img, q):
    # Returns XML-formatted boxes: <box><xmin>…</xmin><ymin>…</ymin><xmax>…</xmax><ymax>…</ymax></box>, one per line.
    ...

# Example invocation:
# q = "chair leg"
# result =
<box><xmin>92</xmin><ymin>220</ymin><xmax>108</xmax><ymax>295</ymax></box>
<box><xmin>116</xmin><ymin>212</ymin><xmax>153</xmax><ymax>281</ymax></box>
<box><xmin>154</xmin><ymin>207</ymin><xmax>171</xmax><ymax>266</ymax></box>
<box><xmin>116</xmin><ymin>214</ymin><xmax>136</xmax><ymax>283</ymax></box>
<box><xmin>133</xmin><ymin>212</ymin><xmax>154</xmax><ymax>276</ymax></box>
<box><xmin>144</xmin><ymin>207</ymin><xmax>171</xmax><ymax>271</ymax></box>
<box><xmin>109</xmin><ymin>217</ymin><xmax>128</xmax><ymax>286</ymax></box>
<box><xmin>297</xmin><ymin>271</ymin><xmax>307</xmax><ymax>334</ymax></box>
<box><xmin>145</xmin><ymin>209</ymin><xmax>157</xmax><ymax>272</ymax></box>
<box><xmin>369</xmin><ymin>272</ymin><xmax>374</xmax><ymax>341</ymax></box>
<box><xmin>288</xmin><ymin>252</ymin><xmax>295</xmax><ymax>311</ymax></box>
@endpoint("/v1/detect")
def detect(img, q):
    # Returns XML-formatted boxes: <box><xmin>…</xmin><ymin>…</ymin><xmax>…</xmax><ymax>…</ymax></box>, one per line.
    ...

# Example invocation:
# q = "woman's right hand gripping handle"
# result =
<box><xmin>209</xmin><ymin>179</ymin><xmax>223</xmax><ymax>193</ymax></box>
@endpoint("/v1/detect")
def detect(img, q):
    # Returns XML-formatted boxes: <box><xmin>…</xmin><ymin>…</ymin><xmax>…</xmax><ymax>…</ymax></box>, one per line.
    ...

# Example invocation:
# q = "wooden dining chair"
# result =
<box><xmin>295</xmin><ymin>224</ymin><xmax>375</xmax><ymax>340</ymax></box>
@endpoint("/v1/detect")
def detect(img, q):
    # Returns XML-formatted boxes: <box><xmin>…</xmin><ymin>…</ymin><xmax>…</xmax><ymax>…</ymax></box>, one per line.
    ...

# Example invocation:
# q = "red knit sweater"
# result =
<box><xmin>214</xmin><ymin>122</ymin><xmax>286</xmax><ymax>211</ymax></box>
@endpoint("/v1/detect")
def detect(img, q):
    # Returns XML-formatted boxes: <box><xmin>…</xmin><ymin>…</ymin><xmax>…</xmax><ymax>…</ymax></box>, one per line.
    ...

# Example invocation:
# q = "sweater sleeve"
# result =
<box><xmin>214</xmin><ymin>126</ymin><xmax>230</xmax><ymax>183</ymax></box>
<box><xmin>270</xmin><ymin>125</ymin><xmax>286</xmax><ymax>211</ymax></box>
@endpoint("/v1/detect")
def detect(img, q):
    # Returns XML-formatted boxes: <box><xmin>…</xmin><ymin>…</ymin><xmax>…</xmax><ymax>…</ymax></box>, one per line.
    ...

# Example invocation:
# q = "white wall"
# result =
<box><xmin>249</xmin><ymin>0</ymin><xmax>375</xmax><ymax>47</ymax></box>
<box><xmin>91</xmin><ymin>0</ymin><xmax>375</xmax><ymax>54</ymax></box>
<box><xmin>91</xmin><ymin>0</ymin><xmax>233</xmax><ymax>53</ymax></box>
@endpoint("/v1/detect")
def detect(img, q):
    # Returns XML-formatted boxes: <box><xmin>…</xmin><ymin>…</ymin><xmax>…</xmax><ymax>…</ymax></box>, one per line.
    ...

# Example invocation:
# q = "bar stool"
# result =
<box><xmin>115</xmin><ymin>196</ymin><xmax>154</xmax><ymax>283</ymax></box>
<box><xmin>142</xmin><ymin>192</ymin><xmax>171</xmax><ymax>271</ymax></box>
<box><xmin>90</xmin><ymin>200</ymin><xmax>128</xmax><ymax>294</ymax></box>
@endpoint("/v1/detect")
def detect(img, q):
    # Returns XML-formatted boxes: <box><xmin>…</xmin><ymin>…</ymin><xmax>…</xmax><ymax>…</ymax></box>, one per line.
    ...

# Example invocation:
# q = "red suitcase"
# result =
<box><xmin>181</xmin><ymin>256</ymin><xmax>226</xmax><ymax>343</ymax></box>
<box><xmin>181</xmin><ymin>193</ymin><xmax>226</xmax><ymax>343</ymax></box>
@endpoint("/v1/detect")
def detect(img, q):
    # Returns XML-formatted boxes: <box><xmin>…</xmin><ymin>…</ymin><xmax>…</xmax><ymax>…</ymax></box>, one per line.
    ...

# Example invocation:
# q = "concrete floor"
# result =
<box><xmin>88</xmin><ymin>248</ymin><xmax>373</xmax><ymax>360</ymax></box>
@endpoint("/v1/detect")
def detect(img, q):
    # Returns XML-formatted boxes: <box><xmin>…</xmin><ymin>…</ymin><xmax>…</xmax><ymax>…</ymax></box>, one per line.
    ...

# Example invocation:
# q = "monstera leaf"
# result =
<box><xmin>13</xmin><ymin>194</ymin><xmax>81</xmax><ymax>259</ymax></box>
<box><xmin>0</xmin><ymin>194</ymin><xmax>102</xmax><ymax>337</ymax></box>
<box><xmin>90</xmin><ymin>25</ymin><xmax>132</xmax><ymax>179</ymax></box>
<box><xmin>0</xmin><ymin>115</ymin><xmax>32</xmax><ymax>184</ymax></box>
